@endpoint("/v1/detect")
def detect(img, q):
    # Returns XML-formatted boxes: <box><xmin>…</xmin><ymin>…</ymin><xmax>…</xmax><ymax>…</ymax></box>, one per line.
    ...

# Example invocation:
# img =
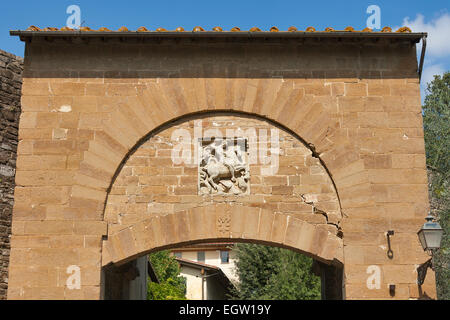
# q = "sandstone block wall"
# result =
<box><xmin>7</xmin><ymin>36</ymin><xmax>435</xmax><ymax>299</ymax></box>
<box><xmin>0</xmin><ymin>49</ymin><xmax>23</xmax><ymax>300</ymax></box>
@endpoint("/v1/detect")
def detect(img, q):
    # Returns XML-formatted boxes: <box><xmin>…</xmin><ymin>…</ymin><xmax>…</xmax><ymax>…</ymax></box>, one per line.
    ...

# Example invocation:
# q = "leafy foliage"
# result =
<box><xmin>147</xmin><ymin>250</ymin><xmax>187</xmax><ymax>300</ymax></box>
<box><xmin>423</xmin><ymin>72</ymin><xmax>450</xmax><ymax>183</ymax></box>
<box><xmin>230</xmin><ymin>243</ymin><xmax>321</xmax><ymax>300</ymax></box>
<box><xmin>422</xmin><ymin>72</ymin><xmax>450</xmax><ymax>300</ymax></box>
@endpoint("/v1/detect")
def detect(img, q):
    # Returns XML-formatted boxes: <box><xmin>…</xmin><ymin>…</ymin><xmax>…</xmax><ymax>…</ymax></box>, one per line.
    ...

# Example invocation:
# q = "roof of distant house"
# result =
<box><xmin>175</xmin><ymin>257</ymin><xmax>236</xmax><ymax>290</ymax></box>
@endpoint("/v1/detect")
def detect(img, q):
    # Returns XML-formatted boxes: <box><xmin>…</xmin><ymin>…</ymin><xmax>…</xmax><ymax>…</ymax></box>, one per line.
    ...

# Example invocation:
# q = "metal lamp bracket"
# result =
<box><xmin>417</xmin><ymin>258</ymin><xmax>433</xmax><ymax>286</ymax></box>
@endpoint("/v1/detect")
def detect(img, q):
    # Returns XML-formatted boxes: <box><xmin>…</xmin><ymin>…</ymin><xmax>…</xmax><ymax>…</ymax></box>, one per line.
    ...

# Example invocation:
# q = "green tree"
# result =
<box><xmin>147</xmin><ymin>250</ymin><xmax>187</xmax><ymax>300</ymax></box>
<box><xmin>422</xmin><ymin>72</ymin><xmax>450</xmax><ymax>300</ymax></box>
<box><xmin>230</xmin><ymin>243</ymin><xmax>321</xmax><ymax>300</ymax></box>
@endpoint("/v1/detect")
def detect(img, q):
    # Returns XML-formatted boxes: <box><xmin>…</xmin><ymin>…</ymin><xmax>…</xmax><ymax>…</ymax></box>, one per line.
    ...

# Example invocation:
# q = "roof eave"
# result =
<box><xmin>10</xmin><ymin>30</ymin><xmax>427</xmax><ymax>42</ymax></box>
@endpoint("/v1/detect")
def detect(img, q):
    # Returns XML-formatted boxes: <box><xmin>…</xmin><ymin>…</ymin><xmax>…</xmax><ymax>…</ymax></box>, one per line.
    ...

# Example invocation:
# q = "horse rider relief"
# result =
<box><xmin>198</xmin><ymin>137</ymin><xmax>250</xmax><ymax>195</ymax></box>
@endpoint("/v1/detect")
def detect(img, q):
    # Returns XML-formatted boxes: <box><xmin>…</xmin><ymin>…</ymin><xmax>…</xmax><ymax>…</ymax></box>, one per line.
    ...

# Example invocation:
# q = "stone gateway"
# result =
<box><xmin>4</xmin><ymin>26</ymin><xmax>435</xmax><ymax>299</ymax></box>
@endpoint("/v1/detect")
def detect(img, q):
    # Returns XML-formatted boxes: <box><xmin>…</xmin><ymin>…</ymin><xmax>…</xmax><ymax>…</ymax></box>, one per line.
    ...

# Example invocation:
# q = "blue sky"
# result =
<box><xmin>1</xmin><ymin>0</ymin><xmax>449</xmax><ymax>95</ymax></box>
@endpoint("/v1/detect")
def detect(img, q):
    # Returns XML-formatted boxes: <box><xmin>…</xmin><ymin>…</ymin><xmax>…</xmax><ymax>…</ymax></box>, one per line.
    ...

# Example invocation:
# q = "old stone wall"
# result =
<box><xmin>7</xmin><ymin>37</ymin><xmax>435</xmax><ymax>299</ymax></box>
<box><xmin>0</xmin><ymin>49</ymin><xmax>23</xmax><ymax>299</ymax></box>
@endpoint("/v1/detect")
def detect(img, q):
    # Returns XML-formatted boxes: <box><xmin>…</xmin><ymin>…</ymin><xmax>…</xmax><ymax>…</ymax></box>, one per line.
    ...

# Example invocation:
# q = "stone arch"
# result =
<box><xmin>102</xmin><ymin>110</ymin><xmax>345</xmax><ymax>216</ymax></box>
<box><xmin>105</xmin><ymin>110</ymin><xmax>339</xmax><ymax>198</ymax></box>
<box><xmin>72</xmin><ymin>100</ymin><xmax>369</xmax><ymax>225</ymax></box>
<box><xmin>102</xmin><ymin>113</ymin><xmax>343</xmax><ymax>239</ymax></box>
<box><xmin>99</xmin><ymin>111</ymin><xmax>346</xmax><ymax>277</ymax></box>
<box><xmin>66</xmin><ymin>81</ymin><xmax>377</xmax><ymax>297</ymax></box>
<box><xmin>101</xmin><ymin>203</ymin><xmax>343</xmax><ymax>267</ymax></box>
<box><xmin>76</xmin><ymin>79</ymin><xmax>359</xmax><ymax>187</ymax></box>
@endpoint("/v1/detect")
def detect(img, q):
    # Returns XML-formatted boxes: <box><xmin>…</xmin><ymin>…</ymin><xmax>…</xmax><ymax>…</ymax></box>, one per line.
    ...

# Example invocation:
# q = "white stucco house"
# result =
<box><xmin>171</xmin><ymin>243</ymin><xmax>238</xmax><ymax>300</ymax></box>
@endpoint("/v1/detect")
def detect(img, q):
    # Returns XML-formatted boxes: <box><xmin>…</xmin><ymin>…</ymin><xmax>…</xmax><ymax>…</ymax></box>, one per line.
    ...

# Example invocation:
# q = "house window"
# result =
<box><xmin>197</xmin><ymin>251</ymin><xmax>205</xmax><ymax>262</ymax></box>
<box><xmin>220</xmin><ymin>251</ymin><xmax>229</xmax><ymax>264</ymax></box>
<box><xmin>174</xmin><ymin>252</ymin><xmax>182</xmax><ymax>258</ymax></box>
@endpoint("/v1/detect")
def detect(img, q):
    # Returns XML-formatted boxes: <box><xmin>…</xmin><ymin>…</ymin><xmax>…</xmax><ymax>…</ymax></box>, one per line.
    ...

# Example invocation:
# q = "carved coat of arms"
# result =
<box><xmin>198</xmin><ymin>138</ymin><xmax>249</xmax><ymax>195</ymax></box>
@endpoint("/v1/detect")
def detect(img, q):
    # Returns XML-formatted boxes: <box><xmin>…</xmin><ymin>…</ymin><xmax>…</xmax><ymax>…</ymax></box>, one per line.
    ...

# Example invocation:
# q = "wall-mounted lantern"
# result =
<box><xmin>417</xmin><ymin>214</ymin><xmax>443</xmax><ymax>285</ymax></box>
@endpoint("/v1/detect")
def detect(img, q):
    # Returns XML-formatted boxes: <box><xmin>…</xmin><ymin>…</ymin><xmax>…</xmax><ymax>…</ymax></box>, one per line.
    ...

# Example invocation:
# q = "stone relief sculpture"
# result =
<box><xmin>198</xmin><ymin>138</ymin><xmax>249</xmax><ymax>195</ymax></box>
<box><xmin>217</xmin><ymin>215</ymin><xmax>232</xmax><ymax>236</ymax></box>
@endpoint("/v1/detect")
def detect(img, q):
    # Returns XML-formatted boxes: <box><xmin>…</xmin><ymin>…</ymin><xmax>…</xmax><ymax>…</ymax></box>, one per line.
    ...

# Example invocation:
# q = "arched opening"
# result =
<box><xmin>101</xmin><ymin>203</ymin><xmax>344</xmax><ymax>300</ymax></box>
<box><xmin>101</xmin><ymin>238</ymin><xmax>343</xmax><ymax>300</ymax></box>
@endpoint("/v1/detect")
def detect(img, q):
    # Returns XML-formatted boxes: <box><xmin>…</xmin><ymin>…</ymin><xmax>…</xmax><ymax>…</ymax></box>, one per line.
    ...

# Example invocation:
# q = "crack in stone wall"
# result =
<box><xmin>0</xmin><ymin>49</ymin><xmax>23</xmax><ymax>300</ymax></box>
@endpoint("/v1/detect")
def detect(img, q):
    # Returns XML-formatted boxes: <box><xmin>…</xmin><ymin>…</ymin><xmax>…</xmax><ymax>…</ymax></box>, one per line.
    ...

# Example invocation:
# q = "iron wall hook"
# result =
<box><xmin>386</xmin><ymin>230</ymin><xmax>394</xmax><ymax>259</ymax></box>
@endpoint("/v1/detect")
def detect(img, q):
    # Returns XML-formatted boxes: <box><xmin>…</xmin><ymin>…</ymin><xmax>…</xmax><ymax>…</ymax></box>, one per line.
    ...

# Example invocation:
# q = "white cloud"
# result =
<box><xmin>396</xmin><ymin>12</ymin><xmax>450</xmax><ymax>101</ymax></box>
<box><xmin>401</xmin><ymin>13</ymin><xmax>450</xmax><ymax>59</ymax></box>
<box><xmin>421</xmin><ymin>63</ymin><xmax>445</xmax><ymax>87</ymax></box>
<box><xmin>420</xmin><ymin>63</ymin><xmax>445</xmax><ymax>98</ymax></box>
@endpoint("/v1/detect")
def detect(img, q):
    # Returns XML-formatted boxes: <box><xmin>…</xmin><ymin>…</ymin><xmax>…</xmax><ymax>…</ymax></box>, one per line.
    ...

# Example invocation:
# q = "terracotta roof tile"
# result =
<box><xmin>26</xmin><ymin>26</ymin><xmax>41</xmax><ymax>31</ymax></box>
<box><xmin>193</xmin><ymin>26</ymin><xmax>205</xmax><ymax>32</ymax></box>
<box><xmin>23</xmin><ymin>25</ymin><xmax>413</xmax><ymax>33</ymax></box>
<box><xmin>396</xmin><ymin>26</ymin><xmax>412</xmax><ymax>33</ymax></box>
